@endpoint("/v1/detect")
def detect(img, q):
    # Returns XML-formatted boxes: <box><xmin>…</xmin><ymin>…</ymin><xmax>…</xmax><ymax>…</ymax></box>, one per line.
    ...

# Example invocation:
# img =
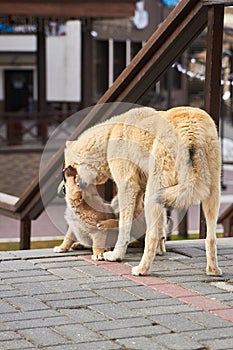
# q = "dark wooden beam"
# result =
<box><xmin>200</xmin><ymin>5</ymin><xmax>224</xmax><ymax>239</ymax></box>
<box><xmin>36</xmin><ymin>17</ymin><xmax>48</xmax><ymax>144</ymax></box>
<box><xmin>0</xmin><ymin>1</ymin><xmax>136</xmax><ymax>18</ymax></box>
<box><xmin>203</xmin><ymin>0</ymin><xmax>233</xmax><ymax>5</ymax></box>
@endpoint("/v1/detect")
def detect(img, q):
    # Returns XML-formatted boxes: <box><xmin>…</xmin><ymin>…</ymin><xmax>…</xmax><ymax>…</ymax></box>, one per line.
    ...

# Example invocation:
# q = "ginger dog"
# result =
<box><xmin>64</xmin><ymin>106</ymin><xmax>222</xmax><ymax>276</ymax></box>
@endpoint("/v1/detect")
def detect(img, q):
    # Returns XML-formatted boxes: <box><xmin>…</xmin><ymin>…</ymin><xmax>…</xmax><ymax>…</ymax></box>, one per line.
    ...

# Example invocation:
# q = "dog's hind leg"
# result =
<box><xmin>202</xmin><ymin>186</ymin><xmax>222</xmax><ymax>276</ymax></box>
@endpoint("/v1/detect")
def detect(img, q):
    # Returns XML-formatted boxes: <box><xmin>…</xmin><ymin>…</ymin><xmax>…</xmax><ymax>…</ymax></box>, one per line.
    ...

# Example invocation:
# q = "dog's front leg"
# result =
<box><xmin>104</xmin><ymin>183</ymin><xmax>138</xmax><ymax>262</ymax></box>
<box><xmin>132</xmin><ymin>194</ymin><xmax>165</xmax><ymax>276</ymax></box>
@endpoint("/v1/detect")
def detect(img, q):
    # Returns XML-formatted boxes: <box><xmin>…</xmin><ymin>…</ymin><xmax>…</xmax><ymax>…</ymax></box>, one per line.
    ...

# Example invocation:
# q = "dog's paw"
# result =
<box><xmin>156</xmin><ymin>239</ymin><xmax>166</xmax><ymax>256</ymax></box>
<box><xmin>206</xmin><ymin>265</ymin><xmax>222</xmax><ymax>276</ymax></box>
<box><xmin>91</xmin><ymin>254</ymin><xmax>105</xmax><ymax>261</ymax></box>
<box><xmin>132</xmin><ymin>265</ymin><xmax>149</xmax><ymax>276</ymax></box>
<box><xmin>103</xmin><ymin>249</ymin><xmax>123</xmax><ymax>262</ymax></box>
<box><xmin>53</xmin><ymin>246</ymin><xmax>68</xmax><ymax>253</ymax></box>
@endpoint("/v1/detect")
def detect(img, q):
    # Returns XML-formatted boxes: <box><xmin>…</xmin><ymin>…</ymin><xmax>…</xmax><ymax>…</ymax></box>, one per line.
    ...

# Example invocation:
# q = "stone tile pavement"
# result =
<box><xmin>0</xmin><ymin>238</ymin><xmax>233</xmax><ymax>350</ymax></box>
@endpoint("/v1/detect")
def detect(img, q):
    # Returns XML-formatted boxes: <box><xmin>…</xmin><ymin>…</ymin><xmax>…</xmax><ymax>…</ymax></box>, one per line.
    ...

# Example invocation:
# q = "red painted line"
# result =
<box><xmin>78</xmin><ymin>255</ymin><xmax>233</xmax><ymax>323</ymax></box>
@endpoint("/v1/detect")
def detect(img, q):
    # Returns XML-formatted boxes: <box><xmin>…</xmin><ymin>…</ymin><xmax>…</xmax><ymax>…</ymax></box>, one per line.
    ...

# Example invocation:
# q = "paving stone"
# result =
<box><xmin>19</xmin><ymin>327</ymin><xmax>70</xmax><ymax>347</ymax></box>
<box><xmin>100</xmin><ymin>324</ymin><xmax>170</xmax><ymax>339</ymax></box>
<box><xmin>46</xmin><ymin>296</ymin><xmax>109</xmax><ymax>309</ymax></box>
<box><xmin>47</xmin><ymin>267</ymin><xmax>91</xmax><ymax>280</ymax></box>
<box><xmin>80</xmin><ymin>278</ymin><xmax>137</xmax><ymax>290</ymax></box>
<box><xmin>54</xmin><ymin>324</ymin><xmax>103</xmax><ymax>343</ymax></box>
<box><xmin>59</xmin><ymin>307</ymin><xmax>109</xmax><ymax>323</ymax></box>
<box><xmin>1</xmin><ymin>260</ymin><xmax>39</xmax><ymax>271</ymax></box>
<box><xmin>0</xmin><ymin>339</ymin><xmax>36</xmax><ymax>349</ymax></box>
<box><xmin>37</xmin><ymin>290</ymin><xmax>95</xmax><ymax>302</ymax></box>
<box><xmin>183</xmin><ymin>310</ymin><xmax>233</xmax><ymax>329</ymax></box>
<box><xmin>74</xmin><ymin>265</ymin><xmax>117</xmax><ymax>278</ymax></box>
<box><xmin>0</xmin><ymin>270</ymin><xmax>60</xmax><ymax>284</ymax></box>
<box><xmin>86</xmin><ymin>317</ymin><xmax>152</xmax><ymax>332</ymax></box>
<box><xmin>123</xmin><ymin>285</ymin><xmax>168</xmax><ymax>299</ymax></box>
<box><xmin>203</xmin><ymin>338</ymin><xmax>233</xmax><ymax>350</ymax></box>
<box><xmin>5</xmin><ymin>316</ymin><xmax>76</xmax><ymax>330</ymax></box>
<box><xmin>0</xmin><ymin>331</ymin><xmax>21</xmax><ymax>341</ymax></box>
<box><xmin>91</xmin><ymin>302</ymin><xmax>140</xmax><ymax>320</ymax></box>
<box><xmin>95</xmin><ymin>288</ymin><xmax>141</xmax><ymax>302</ymax></box>
<box><xmin>0</xmin><ymin>299</ymin><xmax>18</xmax><ymax>313</ymax></box>
<box><xmin>155</xmin><ymin>333</ymin><xmax>204</xmax><ymax>350</ymax></box>
<box><xmin>0</xmin><ymin>309</ymin><xmax>61</xmax><ymax>322</ymax></box>
<box><xmin>120</xmin><ymin>297</ymin><xmax>185</xmax><ymax>310</ymax></box>
<box><xmin>150</xmin><ymin>313</ymin><xmax>203</xmax><ymax>332</ymax></box>
<box><xmin>118</xmin><ymin>336</ymin><xmax>169</xmax><ymax>350</ymax></box>
<box><xmin>5</xmin><ymin>295</ymin><xmax>49</xmax><ymax>311</ymax></box>
<box><xmin>183</xmin><ymin>327</ymin><xmax>233</xmax><ymax>341</ymax></box>
<box><xmin>135</xmin><ymin>303</ymin><xmax>197</xmax><ymax>316</ymax></box>
<box><xmin>45</xmin><ymin>341</ymin><xmax>121</xmax><ymax>350</ymax></box>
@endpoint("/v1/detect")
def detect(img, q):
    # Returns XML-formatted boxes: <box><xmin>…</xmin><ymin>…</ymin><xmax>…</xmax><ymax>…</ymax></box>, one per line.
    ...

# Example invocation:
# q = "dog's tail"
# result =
<box><xmin>153</xmin><ymin>144</ymin><xmax>212</xmax><ymax>209</ymax></box>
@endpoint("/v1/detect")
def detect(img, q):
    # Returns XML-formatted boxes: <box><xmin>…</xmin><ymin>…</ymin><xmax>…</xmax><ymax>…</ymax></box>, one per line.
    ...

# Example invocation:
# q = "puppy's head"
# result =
<box><xmin>62</xmin><ymin>165</ymin><xmax>83</xmax><ymax>205</ymax></box>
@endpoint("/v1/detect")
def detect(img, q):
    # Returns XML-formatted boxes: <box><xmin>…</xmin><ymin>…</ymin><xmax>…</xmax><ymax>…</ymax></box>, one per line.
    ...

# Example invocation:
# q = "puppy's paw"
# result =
<box><xmin>132</xmin><ymin>265</ymin><xmax>149</xmax><ymax>276</ymax></box>
<box><xmin>53</xmin><ymin>246</ymin><xmax>68</xmax><ymax>253</ymax></box>
<box><xmin>206</xmin><ymin>265</ymin><xmax>222</xmax><ymax>276</ymax></box>
<box><xmin>91</xmin><ymin>254</ymin><xmax>105</xmax><ymax>261</ymax></box>
<box><xmin>97</xmin><ymin>222</ymin><xmax>106</xmax><ymax>230</ymax></box>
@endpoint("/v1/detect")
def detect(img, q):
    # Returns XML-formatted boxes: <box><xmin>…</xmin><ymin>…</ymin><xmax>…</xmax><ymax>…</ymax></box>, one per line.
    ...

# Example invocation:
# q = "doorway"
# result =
<box><xmin>4</xmin><ymin>70</ymin><xmax>33</xmax><ymax>145</ymax></box>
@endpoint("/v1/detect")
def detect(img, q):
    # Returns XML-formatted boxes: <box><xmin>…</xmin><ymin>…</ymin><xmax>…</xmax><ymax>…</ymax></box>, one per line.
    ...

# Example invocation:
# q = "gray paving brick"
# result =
<box><xmin>37</xmin><ymin>290</ymin><xmax>95</xmax><ymax>302</ymax></box>
<box><xmin>54</xmin><ymin>324</ymin><xmax>103</xmax><ymax>343</ymax></box>
<box><xmin>183</xmin><ymin>310</ymin><xmax>233</xmax><ymax>329</ymax></box>
<box><xmin>150</xmin><ymin>314</ymin><xmax>203</xmax><ymax>332</ymax></box>
<box><xmin>46</xmin><ymin>296</ymin><xmax>109</xmax><ymax>309</ymax></box>
<box><xmin>5</xmin><ymin>296</ymin><xmax>49</xmax><ymax>311</ymax></box>
<box><xmin>74</xmin><ymin>265</ymin><xmax>116</xmax><ymax>278</ymax></box>
<box><xmin>95</xmin><ymin>288</ymin><xmax>141</xmax><ymax>302</ymax></box>
<box><xmin>123</xmin><ymin>285</ymin><xmax>168</xmax><ymax>299</ymax></box>
<box><xmin>19</xmin><ymin>327</ymin><xmax>70</xmax><ymax>347</ymax></box>
<box><xmin>0</xmin><ymin>331</ymin><xmax>21</xmax><ymax>341</ymax></box>
<box><xmin>91</xmin><ymin>302</ymin><xmax>140</xmax><ymax>319</ymax></box>
<box><xmin>5</xmin><ymin>316</ymin><xmax>76</xmax><ymax>330</ymax></box>
<box><xmin>1</xmin><ymin>260</ymin><xmax>39</xmax><ymax>271</ymax></box>
<box><xmin>118</xmin><ymin>336</ymin><xmax>169</xmax><ymax>350</ymax></box>
<box><xmin>120</xmin><ymin>297</ymin><xmax>185</xmax><ymax>310</ymax></box>
<box><xmin>155</xmin><ymin>333</ymin><xmax>204</xmax><ymax>350</ymax></box>
<box><xmin>80</xmin><ymin>278</ymin><xmax>137</xmax><ymax>290</ymax></box>
<box><xmin>0</xmin><ymin>270</ymin><xmax>60</xmax><ymax>284</ymax></box>
<box><xmin>204</xmin><ymin>338</ymin><xmax>233</xmax><ymax>350</ymax></box>
<box><xmin>183</xmin><ymin>327</ymin><xmax>233</xmax><ymax>341</ymax></box>
<box><xmin>0</xmin><ymin>339</ymin><xmax>36</xmax><ymax>349</ymax></box>
<box><xmin>0</xmin><ymin>299</ymin><xmax>18</xmax><ymax>313</ymax></box>
<box><xmin>0</xmin><ymin>309</ymin><xmax>61</xmax><ymax>322</ymax></box>
<box><xmin>136</xmin><ymin>303</ymin><xmax>197</xmax><ymax>316</ymax></box>
<box><xmin>47</xmin><ymin>267</ymin><xmax>91</xmax><ymax>280</ymax></box>
<box><xmin>45</xmin><ymin>341</ymin><xmax>121</xmax><ymax>350</ymax></box>
<box><xmin>86</xmin><ymin>317</ymin><xmax>152</xmax><ymax>332</ymax></box>
<box><xmin>100</xmin><ymin>324</ymin><xmax>170</xmax><ymax>340</ymax></box>
<box><xmin>59</xmin><ymin>307</ymin><xmax>109</xmax><ymax>323</ymax></box>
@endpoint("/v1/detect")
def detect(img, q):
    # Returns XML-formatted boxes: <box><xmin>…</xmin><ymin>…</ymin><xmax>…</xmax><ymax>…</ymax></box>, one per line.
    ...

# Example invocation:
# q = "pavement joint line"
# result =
<box><xmin>79</xmin><ymin>255</ymin><xmax>233</xmax><ymax>323</ymax></box>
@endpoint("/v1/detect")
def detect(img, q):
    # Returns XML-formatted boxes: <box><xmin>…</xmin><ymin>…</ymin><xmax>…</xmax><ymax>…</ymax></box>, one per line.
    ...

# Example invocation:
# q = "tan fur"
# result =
<box><xmin>65</xmin><ymin>106</ymin><xmax>222</xmax><ymax>276</ymax></box>
<box><xmin>54</xmin><ymin>166</ymin><xmax>118</xmax><ymax>260</ymax></box>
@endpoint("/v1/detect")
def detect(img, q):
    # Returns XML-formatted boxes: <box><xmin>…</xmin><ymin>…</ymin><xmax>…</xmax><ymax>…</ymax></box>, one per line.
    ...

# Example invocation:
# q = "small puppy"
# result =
<box><xmin>54</xmin><ymin>165</ymin><xmax>118</xmax><ymax>260</ymax></box>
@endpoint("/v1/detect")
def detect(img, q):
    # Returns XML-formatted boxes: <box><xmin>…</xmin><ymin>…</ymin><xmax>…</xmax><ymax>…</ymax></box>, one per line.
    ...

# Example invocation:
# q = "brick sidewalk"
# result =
<box><xmin>0</xmin><ymin>238</ymin><xmax>233</xmax><ymax>349</ymax></box>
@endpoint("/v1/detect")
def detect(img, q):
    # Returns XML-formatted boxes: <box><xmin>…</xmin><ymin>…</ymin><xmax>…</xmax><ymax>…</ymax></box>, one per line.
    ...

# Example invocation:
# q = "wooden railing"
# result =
<box><xmin>0</xmin><ymin>0</ymin><xmax>232</xmax><ymax>248</ymax></box>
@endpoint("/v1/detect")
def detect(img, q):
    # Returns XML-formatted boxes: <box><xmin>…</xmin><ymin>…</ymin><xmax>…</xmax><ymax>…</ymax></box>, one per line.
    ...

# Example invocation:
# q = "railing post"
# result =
<box><xmin>20</xmin><ymin>217</ymin><xmax>31</xmax><ymax>250</ymax></box>
<box><xmin>200</xmin><ymin>4</ymin><xmax>224</xmax><ymax>239</ymax></box>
